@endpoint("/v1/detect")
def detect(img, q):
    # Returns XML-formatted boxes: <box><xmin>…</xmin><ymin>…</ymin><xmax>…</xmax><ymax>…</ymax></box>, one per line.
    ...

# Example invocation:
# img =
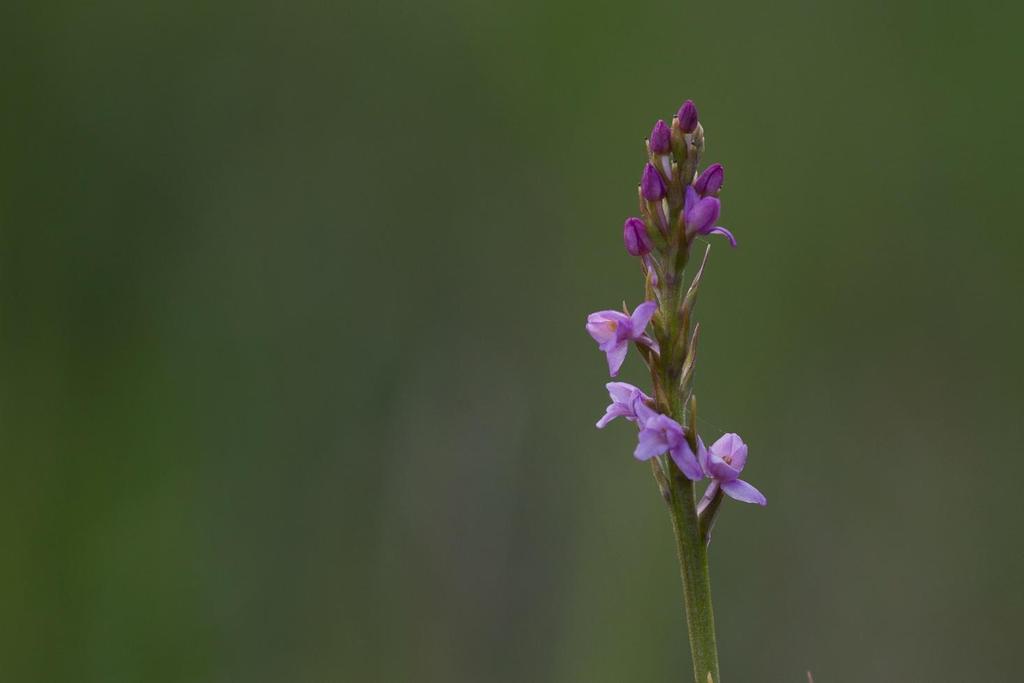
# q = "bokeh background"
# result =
<box><xmin>4</xmin><ymin>0</ymin><xmax>1023</xmax><ymax>680</ymax></box>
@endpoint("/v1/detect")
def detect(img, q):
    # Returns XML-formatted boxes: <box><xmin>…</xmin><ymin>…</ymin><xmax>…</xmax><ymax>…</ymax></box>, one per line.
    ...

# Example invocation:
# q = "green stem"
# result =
<box><xmin>648</xmin><ymin>205</ymin><xmax>719</xmax><ymax>681</ymax></box>
<box><xmin>666</xmin><ymin>472</ymin><xmax>720</xmax><ymax>683</ymax></box>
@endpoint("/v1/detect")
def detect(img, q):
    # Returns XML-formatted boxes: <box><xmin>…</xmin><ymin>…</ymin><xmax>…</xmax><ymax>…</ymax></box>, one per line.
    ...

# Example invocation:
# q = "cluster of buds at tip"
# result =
<box><xmin>626</xmin><ymin>101</ymin><xmax>735</xmax><ymax>300</ymax></box>
<box><xmin>587</xmin><ymin>100</ymin><xmax>764</xmax><ymax>527</ymax></box>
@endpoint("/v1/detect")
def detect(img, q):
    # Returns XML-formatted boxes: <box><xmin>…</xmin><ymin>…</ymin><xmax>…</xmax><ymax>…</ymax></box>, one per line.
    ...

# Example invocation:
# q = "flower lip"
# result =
<box><xmin>721</xmin><ymin>479</ymin><xmax>766</xmax><ymax>506</ymax></box>
<box><xmin>706</xmin><ymin>226</ymin><xmax>737</xmax><ymax>247</ymax></box>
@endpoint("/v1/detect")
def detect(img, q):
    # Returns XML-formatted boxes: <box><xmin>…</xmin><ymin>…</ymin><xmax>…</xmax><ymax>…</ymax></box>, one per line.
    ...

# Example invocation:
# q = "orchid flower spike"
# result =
<box><xmin>584</xmin><ymin>99</ymin><xmax>759</xmax><ymax>683</ymax></box>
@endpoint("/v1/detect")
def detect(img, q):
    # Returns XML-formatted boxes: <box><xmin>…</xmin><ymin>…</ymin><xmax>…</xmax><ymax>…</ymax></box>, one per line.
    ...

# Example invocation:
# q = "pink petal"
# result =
<box><xmin>629</xmin><ymin>301</ymin><xmax>658</xmax><ymax>336</ymax></box>
<box><xmin>671</xmin><ymin>442</ymin><xmax>704</xmax><ymax>481</ymax></box>
<box><xmin>634</xmin><ymin>429</ymin><xmax>669</xmax><ymax>461</ymax></box>
<box><xmin>606</xmin><ymin>342</ymin><xmax>628</xmax><ymax>376</ymax></box>
<box><xmin>706</xmin><ymin>226</ymin><xmax>737</xmax><ymax>247</ymax></box>
<box><xmin>707</xmin><ymin>454</ymin><xmax>740</xmax><ymax>481</ymax></box>
<box><xmin>585</xmin><ymin>321</ymin><xmax>615</xmax><ymax>345</ymax></box>
<box><xmin>721</xmin><ymin>479</ymin><xmax>766</xmax><ymax>506</ymax></box>
<box><xmin>596</xmin><ymin>405</ymin><xmax>629</xmax><ymax>429</ymax></box>
<box><xmin>633</xmin><ymin>400</ymin><xmax>658</xmax><ymax>427</ymax></box>
<box><xmin>586</xmin><ymin>311</ymin><xmax>629</xmax><ymax>346</ymax></box>
<box><xmin>606</xmin><ymin>382</ymin><xmax>638</xmax><ymax>404</ymax></box>
<box><xmin>696</xmin><ymin>437</ymin><xmax>711</xmax><ymax>476</ymax></box>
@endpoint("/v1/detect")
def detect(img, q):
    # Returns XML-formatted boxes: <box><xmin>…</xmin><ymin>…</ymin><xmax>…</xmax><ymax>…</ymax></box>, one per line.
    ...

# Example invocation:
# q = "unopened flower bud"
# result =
<box><xmin>694</xmin><ymin>163</ymin><xmax>724</xmax><ymax>196</ymax></box>
<box><xmin>623</xmin><ymin>217</ymin><xmax>652</xmax><ymax>256</ymax></box>
<box><xmin>649</xmin><ymin>120</ymin><xmax>671</xmax><ymax>154</ymax></box>
<box><xmin>677</xmin><ymin>100</ymin><xmax>699</xmax><ymax>133</ymax></box>
<box><xmin>641</xmin><ymin>163</ymin><xmax>666</xmax><ymax>201</ymax></box>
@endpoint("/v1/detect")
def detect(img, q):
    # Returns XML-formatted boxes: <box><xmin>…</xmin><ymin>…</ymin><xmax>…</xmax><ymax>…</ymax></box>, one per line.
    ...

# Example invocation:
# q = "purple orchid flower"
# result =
<box><xmin>634</xmin><ymin>411</ymin><xmax>704</xmax><ymax>480</ymax></box>
<box><xmin>684</xmin><ymin>186</ymin><xmax>737</xmax><ymax>247</ymax></box>
<box><xmin>585</xmin><ymin>301</ymin><xmax>658</xmax><ymax>376</ymax></box>
<box><xmin>595</xmin><ymin>382</ymin><xmax>653</xmax><ymax>428</ymax></box>
<box><xmin>698</xmin><ymin>433</ymin><xmax>767</xmax><ymax>505</ymax></box>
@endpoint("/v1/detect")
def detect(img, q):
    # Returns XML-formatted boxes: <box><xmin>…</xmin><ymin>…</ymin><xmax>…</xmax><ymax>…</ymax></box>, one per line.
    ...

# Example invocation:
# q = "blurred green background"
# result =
<box><xmin>3</xmin><ymin>0</ymin><xmax>1023</xmax><ymax>680</ymax></box>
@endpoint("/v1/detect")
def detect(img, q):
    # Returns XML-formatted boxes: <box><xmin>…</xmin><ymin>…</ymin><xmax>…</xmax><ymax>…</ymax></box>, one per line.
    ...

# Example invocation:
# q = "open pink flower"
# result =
<box><xmin>595</xmin><ymin>382</ymin><xmax>652</xmax><ymax>429</ymax></box>
<box><xmin>585</xmin><ymin>301</ymin><xmax>657</xmax><ymax>376</ymax></box>
<box><xmin>698</xmin><ymin>433</ymin><xmax>766</xmax><ymax>505</ymax></box>
<box><xmin>634</xmin><ymin>412</ymin><xmax>704</xmax><ymax>481</ymax></box>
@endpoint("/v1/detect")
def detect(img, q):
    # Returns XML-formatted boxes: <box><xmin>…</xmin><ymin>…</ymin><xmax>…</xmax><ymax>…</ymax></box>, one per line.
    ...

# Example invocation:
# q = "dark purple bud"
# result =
<box><xmin>694</xmin><ymin>163</ymin><xmax>724</xmax><ymax>196</ymax></box>
<box><xmin>640</xmin><ymin>163</ymin><xmax>666</xmax><ymax>201</ymax></box>
<box><xmin>677</xmin><ymin>100</ymin><xmax>698</xmax><ymax>133</ymax></box>
<box><xmin>623</xmin><ymin>217</ymin><xmax>652</xmax><ymax>256</ymax></box>
<box><xmin>649</xmin><ymin>120</ymin><xmax>671</xmax><ymax>154</ymax></box>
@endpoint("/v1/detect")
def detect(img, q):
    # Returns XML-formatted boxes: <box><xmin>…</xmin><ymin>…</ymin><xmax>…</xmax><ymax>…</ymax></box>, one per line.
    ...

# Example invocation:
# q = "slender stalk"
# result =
<box><xmin>666</xmin><ymin>471</ymin><xmax>720</xmax><ymax>683</ymax></box>
<box><xmin>653</xmin><ymin>249</ymin><xmax>721</xmax><ymax>682</ymax></box>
